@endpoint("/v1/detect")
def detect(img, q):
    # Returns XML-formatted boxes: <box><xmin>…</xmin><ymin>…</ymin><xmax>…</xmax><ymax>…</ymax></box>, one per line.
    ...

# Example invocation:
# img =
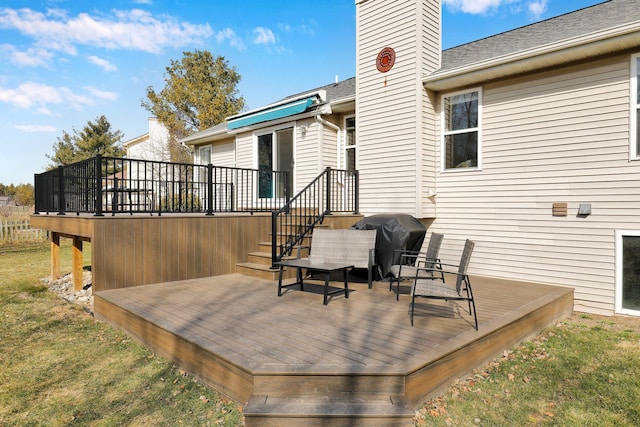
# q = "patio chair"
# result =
<box><xmin>388</xmin><ymin>232</ymin><xmax>444</xmax><ymax>300</ymax></box>
<box><xmin>410</xmin><ymin>239</ymin><xmax>477</xmax><ymax>330</ymax></box>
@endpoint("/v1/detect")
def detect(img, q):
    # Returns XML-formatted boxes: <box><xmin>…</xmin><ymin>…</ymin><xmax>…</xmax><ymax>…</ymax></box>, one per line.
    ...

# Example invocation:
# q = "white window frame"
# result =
<box><xmin>254</xmin><ymin>124</ymin><xmax>296</xmax><ymax>199</ymax></box>
<box><xmin>630</xmin><ymin>54</ymin><xmax>640</xmax><ymax>160</ymax></box>
<box><xmin>441</xmin><ymin>87</ymin><xmax>482</xmax><ymax>172</ymax></box>
<box><xmin>197</xmin><ymin>145</ymin><xmax>212</xmax><ymax>165</ymax></box>
<box><xmin>344</xmin><ymin>115</ymin><xmax>356</xmax><ymax>171</ymax></box>
<box><xmin>615</xmin><ymin>230</ymin><xmax>640</xmax><ymax>316</ymax></box>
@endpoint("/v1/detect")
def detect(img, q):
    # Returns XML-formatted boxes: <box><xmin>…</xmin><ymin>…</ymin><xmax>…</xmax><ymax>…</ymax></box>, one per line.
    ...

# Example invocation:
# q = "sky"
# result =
<box><xmin>0</xmin><ymin>0</ymin><xmax>605</xmax><ymax>185</ymax></box>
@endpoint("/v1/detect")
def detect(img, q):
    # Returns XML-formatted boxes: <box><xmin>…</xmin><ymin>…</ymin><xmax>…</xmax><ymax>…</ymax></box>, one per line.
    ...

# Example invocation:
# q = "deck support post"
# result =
<box><xmin>72</xmin><ymin>236</ymin><xmax>83</xmax><ymax>292</ymax></box>
<box><xmin>51</xmin><ymin>232</ymin><xmax>61</xmax><ymax>280</ymax></box>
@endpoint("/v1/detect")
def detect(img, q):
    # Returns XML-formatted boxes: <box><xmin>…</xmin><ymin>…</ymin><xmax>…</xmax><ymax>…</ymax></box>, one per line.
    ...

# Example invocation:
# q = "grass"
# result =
<box><xmin>0</xmin><ymin>240</ymin><xmax>242</xmax><ymax>426</ymax></box>
<box><xmin>2</xmin><ymin>241</ymin><xmax>640</xmax><ymax>426</ymax></box>
<box><xmin>417</xmin><ymin>314</ymin><xmax>640</xmax><ymax>426</ymax></box>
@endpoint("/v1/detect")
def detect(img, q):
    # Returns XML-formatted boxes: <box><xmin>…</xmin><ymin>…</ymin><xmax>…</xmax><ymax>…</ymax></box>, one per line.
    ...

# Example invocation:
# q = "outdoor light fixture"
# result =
<box><xmin>578</xmin><ymin>204</ymin><xmax>591</xmax><ymax>217</ymax></box>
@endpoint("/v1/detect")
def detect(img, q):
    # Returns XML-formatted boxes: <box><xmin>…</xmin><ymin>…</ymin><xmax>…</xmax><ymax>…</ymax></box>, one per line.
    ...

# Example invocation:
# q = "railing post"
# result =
<box><xmin>271</xmin><ymin>210</ymin><xmax>278</xmax><ymax>268</ymax></box>
<box><xmin>284</xmin><ymin>171</ymin><xmax>290</xmax><ymax>213</ymax></box>
<box><xmin>206</xmin><ymin>163</ymin><xmax>214</xmax><ymax>215</ymax></box>
<box><xmin>112</xmin><ymin>177</ymin><xmax>119</xmax><ymax>216</ymax></box>
<box><xmin>354</xmin><ymin>170</ymin><xmax>360</xmax><ymax>214</ymax></box>
<box><xmin>33</xmin><ymin>173</ymin><xmax>40</xmax><ymax>214</ymax></box>
<box><xmin>95</xmin><ymin>155</ymin><xmax>104</xmax><ymax>216</ymax></box>
<box><xmin>324</xmin><ymin>167</ymin><xmax>332</xmax><ymax>215</ymax></box>
<box><xmin>56</xmin><ymin>166</ymin><xmax>65</xmax><ymax>215</ymax></box>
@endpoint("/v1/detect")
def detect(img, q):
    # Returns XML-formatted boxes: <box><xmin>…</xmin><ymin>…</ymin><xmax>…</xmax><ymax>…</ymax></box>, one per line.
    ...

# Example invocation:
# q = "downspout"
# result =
<box><xmin>315</xmin><ymin>105</ymin><xmax>341</xmax><ymax>172</ymax></box>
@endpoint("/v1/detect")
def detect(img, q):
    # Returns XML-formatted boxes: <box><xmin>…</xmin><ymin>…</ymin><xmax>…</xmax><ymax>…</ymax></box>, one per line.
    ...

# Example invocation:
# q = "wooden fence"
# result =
<box><xmin>0</xmin><ymin>219</ymin><xmax>49</xmax><ymax>242</ymax></box>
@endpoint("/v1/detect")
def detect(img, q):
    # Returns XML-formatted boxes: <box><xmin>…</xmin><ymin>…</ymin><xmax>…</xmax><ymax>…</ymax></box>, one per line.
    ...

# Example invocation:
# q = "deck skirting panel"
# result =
<box><xmin>94</xmin><ymin>294</ymin><xmax>255</xmax><ymax>404</ymax></box>
<box><xmin>404</xmin><ymin>287</ymin><xmax>574</xmax><ymax>406</ymax></box>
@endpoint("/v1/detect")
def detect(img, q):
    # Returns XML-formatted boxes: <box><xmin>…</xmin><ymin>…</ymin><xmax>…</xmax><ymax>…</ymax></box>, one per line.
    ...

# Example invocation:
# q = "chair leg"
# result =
<box><xmin>471</xmin><ymin>298</ymin><xmax>478</xmax><ymax>330</ymax></box>
<box><xmin>396</xmin><ymin>279</ymin><xmax>401</xmax><ymax>301</ymax></box>
<box><xmin>410</xmin><ymin>294</ymin><xmax>415</xmax><ymax>326</ymax></box>
<box><xmin>277</xmin><ymin>266</ymin><xmax>284</xmax><ymax>296</ymax></box>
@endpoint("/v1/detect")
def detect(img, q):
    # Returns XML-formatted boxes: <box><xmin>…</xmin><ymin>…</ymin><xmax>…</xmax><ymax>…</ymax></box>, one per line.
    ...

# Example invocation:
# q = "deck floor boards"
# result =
<box><xmin>96</xmin><ymin>273</ymin><xmax>571</xmax><ymax>374</ymax></box>
<box><xmin>94</xmin><ymin>272</ymin><xmax>573</xmax><ymax>425</ymax></box>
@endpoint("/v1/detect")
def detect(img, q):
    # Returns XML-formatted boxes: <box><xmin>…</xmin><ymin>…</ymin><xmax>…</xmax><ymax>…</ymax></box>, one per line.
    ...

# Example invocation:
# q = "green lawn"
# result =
<box><xmin>0</xmin><ymin>241</ymin><xmax>242</xmax><ymax>426</ymax></box>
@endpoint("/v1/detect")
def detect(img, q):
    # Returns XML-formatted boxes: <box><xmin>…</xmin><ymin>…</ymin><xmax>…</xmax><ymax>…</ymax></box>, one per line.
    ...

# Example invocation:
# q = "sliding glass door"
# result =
<box><xmin>257</xmin><ymin>128</ymin><xmax>293</xmax><ymax>199</ymax></box>
<box><xmin>616</xmin><ymin>231</ymin><xmax>640</xmax><ymax>315</ymax></box>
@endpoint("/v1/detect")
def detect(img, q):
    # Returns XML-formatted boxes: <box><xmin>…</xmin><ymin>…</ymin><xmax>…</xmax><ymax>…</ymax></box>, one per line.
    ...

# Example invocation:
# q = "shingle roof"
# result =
<box><xmin>278</xmin><ymin>77</ymin><xmax>356</xmax><ymax>104</ymax></box>
<box><xmin>441</xmin><ymin>0</ymin><xmax>639</xmax><ymax>71</ymax></box>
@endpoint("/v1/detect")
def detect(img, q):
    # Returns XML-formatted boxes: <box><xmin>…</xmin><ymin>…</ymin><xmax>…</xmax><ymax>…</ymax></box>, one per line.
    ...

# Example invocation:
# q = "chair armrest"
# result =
<box><xmin>414</xmin><ymin>265</ymin><xmax>465</xmax><ymax>278</ymax></box>
<box><xmin>416</xmin><ymin>257</ymin><xmax>441</xmax><ymax>268</ymax></box>
<box><xmin>393</xmin><ymin>250</ymin><xmax>427</xmax><ymax>266</ymax></box>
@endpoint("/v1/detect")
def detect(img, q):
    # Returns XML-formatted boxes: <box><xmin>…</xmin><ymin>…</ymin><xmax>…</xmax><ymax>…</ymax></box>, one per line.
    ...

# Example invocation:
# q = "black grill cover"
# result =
<box><xmin>351</xmin><ymin>214</ymin><xmax>427</xmax><ymax>278</ymax></box>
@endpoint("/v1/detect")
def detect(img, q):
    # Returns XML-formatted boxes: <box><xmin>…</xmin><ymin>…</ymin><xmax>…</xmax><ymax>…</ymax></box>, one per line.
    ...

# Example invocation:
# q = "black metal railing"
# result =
<box><xmin>270</xmin><ymin>167</ymin><xmax>359</xmax><ymax>267</ymax></box>
<box><xmin>34</xmin><ymin>155</ymin><xmax>291</xmax><ymax>216</ymax></box>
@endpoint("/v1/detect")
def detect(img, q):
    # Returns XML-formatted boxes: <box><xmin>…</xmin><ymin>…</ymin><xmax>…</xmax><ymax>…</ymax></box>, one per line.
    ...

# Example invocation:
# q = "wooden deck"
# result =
<box><xmin>94</xmin><ymin>273</ymin><xmax>573</xmax><ymax>426</ymax></box>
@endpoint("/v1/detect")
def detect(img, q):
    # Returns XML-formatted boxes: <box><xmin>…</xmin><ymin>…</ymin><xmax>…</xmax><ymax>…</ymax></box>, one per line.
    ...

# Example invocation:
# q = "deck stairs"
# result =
<box><xmin>235</xmin><ymin>209</ymin><xmax>322</xmax><ymax>281</ymax></box>
<box><xmin>243</xmin><ymin>392</ymin><xmax>414</xmax><ymax>426</ymax></box>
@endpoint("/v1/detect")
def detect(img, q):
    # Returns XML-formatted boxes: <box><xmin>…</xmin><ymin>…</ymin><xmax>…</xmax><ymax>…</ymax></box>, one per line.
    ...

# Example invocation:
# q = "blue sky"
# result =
<box><xmin>0</xmin><ymin>0</ymin><xmax>603</xmax><ymax>185</ymax></box>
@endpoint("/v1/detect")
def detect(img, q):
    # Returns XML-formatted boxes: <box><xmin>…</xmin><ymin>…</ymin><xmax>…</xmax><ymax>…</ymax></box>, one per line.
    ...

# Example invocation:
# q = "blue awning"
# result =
<box><xmin>227</xmin><ymin>96</ymin><xmax>317</xmax><ymax>130</ymax></box>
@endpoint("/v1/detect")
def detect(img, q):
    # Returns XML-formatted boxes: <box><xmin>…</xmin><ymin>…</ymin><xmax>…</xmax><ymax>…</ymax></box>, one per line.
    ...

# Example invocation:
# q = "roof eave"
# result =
<box><xmin>328</xmin><ymin>95</ymin><xmax>356</xmax><ymax>114</ymax></box>
<box><xmin>424</xmin><ymin>22</ymin><xmax>640</xmax><ymax>92</ymax></box>
<box><xmin>181</xmin><ymin>127</ymin><xmax>228</xmax><ymax>145</ymax></box>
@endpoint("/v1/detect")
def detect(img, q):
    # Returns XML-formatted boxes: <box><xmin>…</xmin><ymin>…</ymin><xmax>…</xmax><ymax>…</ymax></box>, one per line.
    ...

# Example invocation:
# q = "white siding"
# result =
<box><xmin>294</xmin><ymin>118</ymin><xmax>319</xmax><ymax>188</ymax></box>
<box><xmin>235</xmin><ymin>132</ymin><xmax>253</xmax><ymax>170</ymax></box>
<box><xmin>429</xmin><ymin>55</ymin><xmax>637</xmax><ymax>315</ymax></box>
<box><xmin>420</xmin><ymin>1</ymin><xmax>440</xmax><ymax>218</ymax></box>
<box><xmin>356</xmin><ymin>0</ymin><xmax>440</xmax><ymax>216</ymax></box>
<box><xmin>211</xmin><ymin>138</ymin><xmax>235</xmax><ymax>167</ymax></box>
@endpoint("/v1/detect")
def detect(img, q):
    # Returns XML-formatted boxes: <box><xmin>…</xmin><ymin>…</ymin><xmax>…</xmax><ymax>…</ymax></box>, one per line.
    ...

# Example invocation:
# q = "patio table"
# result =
<box><xmin>276</xmin><ymin>259</ymin><xmax>354</xmax><ymax>305</ymax></box>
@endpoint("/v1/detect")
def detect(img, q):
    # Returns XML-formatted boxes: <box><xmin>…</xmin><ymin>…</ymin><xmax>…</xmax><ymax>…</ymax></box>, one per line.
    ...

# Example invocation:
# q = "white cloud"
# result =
<box><xmin>443</xmin><ymin>0</ymin><xmax>506</xmax><ymax>14</ymax></box>
<box><xmin>14</xmin><ymin>124</ymin><xmax>57</xmax><ymax>132</ymax></box>
<box><xmin>216</xmin><ymin>28</ymin><xmax>245</xmax><ymax>51</ymax></box>
<box><xmin>0</xmin><ymin>7</ymin><xmax>213</xmax><ymax>55</ymax></box>
<box><xmin>528</xmin><ymin>0</ymin><xmax>548</xmax><ymax>19</ymax></box>
<box><xmin>443</xmin><ymin>0</ymin><xmax>547</xmax><ymax>19</ymax></box>
<box><xmin>0</xmin><ymin>81</ymin><xmax>94</xmax><ymax>113</ymax></box>
<box><xmin>0</xmin><ymin>44</ymin><xmax>53</xmax><ymax>66</ymax></box>
<box><xmin>88</xmin><ymin>55</ymin><xmax>117</xmax><ymax>71</ymax></box>
<box><xmin>253</xmin><ymin>27</ymin><xmax>276</xmax><ymax>45</ymax></box>
<box><xmin>84</xmin><ymin>85</ymin><xmax>118</xmax><ymax>101</ymax></box>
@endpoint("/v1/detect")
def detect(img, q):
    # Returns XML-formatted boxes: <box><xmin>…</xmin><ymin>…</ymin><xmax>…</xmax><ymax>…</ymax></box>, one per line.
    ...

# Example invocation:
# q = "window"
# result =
<box><xmin>198</xmin><ymin>145</ymin><xmax>212</xmax><ymax>165</ymax></box>
<box><xmin>631</xmin><ymin>55</ymin><xmax>640</xmax><ymax>159</ymax></box>
<box><xmin>257</xmin><ymin>128</ymin><xmax>293</xmax><ymax>198</ymax></box>
<box><xmin>442</xmin><ymin>89</ymin><xmax>481</xmax><ymax>170</ymax></box>
<box><xmin>345</xmin><ymin>116</ymin><xmax>356</xmax><ymax>171</ymax></box>
<box><xmin>616</xmin><ymin>231</ymin><xmax>640</xmax><ymax>316</ymax></box>
<box><xmin>197</xmin><ymin>145</ymin><xmax>212</xmax><ymax>183</ymax></box>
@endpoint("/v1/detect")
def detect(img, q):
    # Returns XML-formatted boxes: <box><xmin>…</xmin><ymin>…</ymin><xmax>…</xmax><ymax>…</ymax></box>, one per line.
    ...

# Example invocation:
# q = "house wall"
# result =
<box><xmin>211</xmin><ymin>138</ymin><xmax>235</xmax><ymax>167</ymax></box>
<box><xmin>356</xmin><ymin>0</ymin><xmax>440</xmax><ymax>217</ymax></box>
<box><xmin>127</xmin><ymin>118</ymin><xmax>170</xmax><ymax>162</ymax></box>
<box><xmin>295</xmin><ymin>118</ymin><xmax>323</xmax><ymax>186</ymax></box>
<box><xmin>429</xmin><ymin>54</ymin><xmax>635</xmax><ymax>315</ymax></box>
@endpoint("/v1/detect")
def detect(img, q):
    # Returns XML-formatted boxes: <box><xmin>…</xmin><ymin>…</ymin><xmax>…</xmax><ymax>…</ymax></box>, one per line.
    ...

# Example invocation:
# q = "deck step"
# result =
<box><xmin>236</xmin><ymin>262</ymin><xmax>281</xmax><ymax>281</ymax></box>
<box><xmin>236</xmin><ymin>262</ymin><xmax>299</xmax><ymax>281</ymax></box>
<box><xmin>247</xmin><ymin>251</ymin><xmax>274</xmax><ymax>267</ymax></box>
<box><xmin>243</xmin><ymin>395</ymin><xmax>414</xmax><ymax>427</ymax></box>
